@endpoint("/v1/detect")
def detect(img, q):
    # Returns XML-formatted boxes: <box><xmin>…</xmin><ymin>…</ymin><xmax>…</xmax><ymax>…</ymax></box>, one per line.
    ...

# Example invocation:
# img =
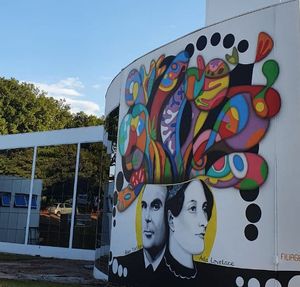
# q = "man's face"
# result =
<box><xmin>141</xmin><ymin>185</ymin><xmax>167</xmax><ymax>252</ymax></box>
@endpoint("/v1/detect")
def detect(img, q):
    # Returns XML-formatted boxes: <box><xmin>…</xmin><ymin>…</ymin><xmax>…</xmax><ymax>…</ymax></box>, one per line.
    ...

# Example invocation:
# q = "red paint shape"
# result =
<box><xmin>265</xmin><ymin>88</ymin><xmax>281</xmax><ymax>118</ymax></box>
<box><xmin>255</xmin><ymin>32</ymin><xmax>274</xmax><ymax>63</ymax></box>
<box><xmin>130</xmin><ymin>168</ymin><xmax>145</xmax><ymax>187</ymax></box>
<box><xmin>213</xmin><ymin>156</ymin><xmax>226</xmax><ymax>171</ymax></box>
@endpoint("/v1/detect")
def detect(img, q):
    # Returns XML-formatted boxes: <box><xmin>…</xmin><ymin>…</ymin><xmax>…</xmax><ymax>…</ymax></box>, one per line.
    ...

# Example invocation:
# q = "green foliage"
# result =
<box><xmin>67</xmin><ymin>111</ymin><xmax>105</xmax><ymax>128</ymax></box>
<box><xmin>0</xmin><ymin>77</ymin><xmax>105</xmax><ymax>133</ymax></box>
<box><xmin>0</xmin><ymin>77</ymin><xmax>110</xmax><ymax>208</ymax></box>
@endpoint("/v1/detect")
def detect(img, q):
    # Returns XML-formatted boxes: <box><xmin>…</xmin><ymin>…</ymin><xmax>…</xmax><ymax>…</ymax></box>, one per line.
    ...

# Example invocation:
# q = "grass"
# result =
<box><xmin>0</xmin><ymin>279</ymin><xmax>81</xmax><ymax>287</ymax></box>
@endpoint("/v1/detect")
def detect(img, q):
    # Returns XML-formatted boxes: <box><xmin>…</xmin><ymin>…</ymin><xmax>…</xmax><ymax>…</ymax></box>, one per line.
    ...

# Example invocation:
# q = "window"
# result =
<box><xmin>14</xmin><ymin>194</ymin><xmax>27</xmax><ymax>208</ymax></box>
<box><xmin>1</xmin><ymin>193</ymin><xmax>11</xmax><ymax>207</ymax></box>
<box><xmin>14</xmin><ymin>194</ymin><xmax>37</xmax><ymax>209</ymax></box>
<box><xmin>32</xmin><ymin>144</ymin><xmax>77</xmax><ymax>248</ymax></box>
<box><xmin>31</xmin><ymin>195</ymin><xmax>37</xmax><ymax>209</ymax></box>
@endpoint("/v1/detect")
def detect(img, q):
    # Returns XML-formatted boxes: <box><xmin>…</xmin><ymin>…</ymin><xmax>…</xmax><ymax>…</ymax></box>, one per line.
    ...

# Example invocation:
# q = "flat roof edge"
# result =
<box><xmin>0</xmin><ymin>126</ymin><xmax>104</xmax><ymax>150</ymax></box>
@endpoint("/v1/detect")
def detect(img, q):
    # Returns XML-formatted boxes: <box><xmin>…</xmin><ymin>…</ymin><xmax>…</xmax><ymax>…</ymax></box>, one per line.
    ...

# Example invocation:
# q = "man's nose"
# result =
<box><xmin>145</xmin><ymin>208</ymin><xmax>151</xmax><ymax>222</ymax></box>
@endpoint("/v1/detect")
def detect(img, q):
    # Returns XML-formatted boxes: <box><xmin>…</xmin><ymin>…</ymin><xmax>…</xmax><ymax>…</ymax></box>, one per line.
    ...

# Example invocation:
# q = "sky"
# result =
<box><xmin>0</xmin><ymin>0</ymin><xmax>206</xmax><ymax>117</ymax></box>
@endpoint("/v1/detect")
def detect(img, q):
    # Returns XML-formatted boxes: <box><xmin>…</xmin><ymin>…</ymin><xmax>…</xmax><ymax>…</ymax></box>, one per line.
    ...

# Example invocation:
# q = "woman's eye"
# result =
<box><xmin>188</xmin><ymin>205</ymin><xmax>197</xmax><ymax>213</ymax></box>
<box><xmin>202</xmin><ymin>202</ymin><xmax>208</xmax><ymax>212</ymax></box>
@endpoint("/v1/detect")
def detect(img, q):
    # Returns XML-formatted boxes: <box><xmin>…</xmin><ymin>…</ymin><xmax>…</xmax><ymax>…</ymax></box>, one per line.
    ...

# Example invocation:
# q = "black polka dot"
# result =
<box><xmin>113</xmin><ymin>191</ymin><xmax>118</xmax><ymax>205</ymax></box>
<box><xmin>185</xmin><ymin>43</ymin><xmax>194</xmax><ymax>58</ymax></box>
<box><xmin>116</xmin><ymin>172</ymin><xmax>124</xmax><ymax>192</ymax></box>
<box><xmin>113</xmin><ymin>220</ymin><xmax>116</xmax><ymax>227</ymax></box>
<box><xmin>223</xmin><ymin>34</ymin><xmax>235</xmax><ymax>48</ymax></box>
<box><xmin>246</xmin><ymin>204</ymin><xmax>261</xmax><ymax>223</ymax></box>
<box><xmin>244</xmin><ymin>224</ymin><xmax>258</xmax><ymax>241</ymax></box>
<box><xmin>211</xmin><ymin>32</ymin><xmax>221</xmax><ymax>46</ymax></box>
<box><xmin>240</xmin><ymin>188</ymin><xmax>259</xmax><ymax>202</ymax></box>
<box><xmin>113</xmin><ymin>206</ymin><xmax>116</xmax><ymax>217</ymax></box>
<box><xmin>238</xmin><ymin>40</ymin><xmax>249</xmax><ymax>53</ymax></box>
<box><xmin>196</xmin><ymin>35</ymin><xmax>207</xmax><ymax>51</ymax></box>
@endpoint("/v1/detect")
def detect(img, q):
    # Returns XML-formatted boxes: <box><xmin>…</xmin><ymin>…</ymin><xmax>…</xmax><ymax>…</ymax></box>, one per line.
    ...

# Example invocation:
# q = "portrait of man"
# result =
<box><xmin>109</xmin><ymin>184</ymin><xmax>167</xmax><ymax>286</ymax></box>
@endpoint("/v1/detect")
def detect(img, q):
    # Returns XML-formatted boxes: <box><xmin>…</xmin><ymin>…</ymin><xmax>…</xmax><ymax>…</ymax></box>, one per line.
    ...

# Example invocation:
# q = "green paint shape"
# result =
<box><xmin>239</xmin><ymin>178</ymin><xmax>258</xmax><ymax>190</ymax></box>
<box><xmin>255</xmin><ymin>60</ymin><xmax>280</xmax><ymax>100</ymax></box>
<box><xmin>262</xmin><ymin>60</ymin><xmax>279</xmax><ymax>87</ymax></box>
<box><xmin>260</xmin><ymin>160</ymin><xmax>268</xmax><ymax>179</ymax></box>
<box><xmin>164</xmin><ymin>159</ymin><xmax>172</xmax><ymax>183</ymax></box>
<box><xmin>225</xmin><ymin>47</ymin><xmax>239</xmax><ymax>65</ymax></box>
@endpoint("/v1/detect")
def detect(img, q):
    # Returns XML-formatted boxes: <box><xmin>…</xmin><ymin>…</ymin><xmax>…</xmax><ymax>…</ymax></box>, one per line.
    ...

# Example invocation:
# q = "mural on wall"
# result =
<box><xmin>116</xmin><ymin>31</ymin><xmax>280</xmax><ymax>212</ymax></box>
<box><xmin>109</xmin><ymin>27</ymin><xmax>300</xmax><ymax>287</ymax></box>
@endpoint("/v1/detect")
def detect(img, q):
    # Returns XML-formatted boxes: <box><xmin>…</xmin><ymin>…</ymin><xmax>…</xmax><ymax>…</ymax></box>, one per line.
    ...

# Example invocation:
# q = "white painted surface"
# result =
<box><xmin>109</xmin><ymin>0</ymin><xmax>300</xmax><ymax>272</ymax></box>
<box><xmin>0</xmin><ymin>242</ymin><xmax>95</xmax><ymax>261</ymax></box>
<box><xmin>206</xmin><ymin>0</ymin><xmax>290</xmax><ymax>26</ymax></box>
<box><xmin>105</xmin><ymin>73</ymin><xmax>122</xmax><ymax>116</ymax></box>
<box><xmin>93</xmin><ymin>267</ymin><xmax>108</xmax><ymax>280</ymax></box>
<box><xmin>0</xmin><ymin>126</ymin><xmax>104</xmax><ymax>150</ymax></box>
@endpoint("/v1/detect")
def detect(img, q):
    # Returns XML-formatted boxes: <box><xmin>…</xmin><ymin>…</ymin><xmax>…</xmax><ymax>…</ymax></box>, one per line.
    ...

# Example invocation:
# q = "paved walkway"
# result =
<box><xmin>0</xmin><ymin>253</ymin><xmax>109</xmax><ymax>286</ymax></box>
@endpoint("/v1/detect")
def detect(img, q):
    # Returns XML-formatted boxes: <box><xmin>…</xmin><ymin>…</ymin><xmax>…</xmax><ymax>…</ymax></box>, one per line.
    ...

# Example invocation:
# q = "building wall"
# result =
<box><xmin>106</xmin><ymin>1</ymin><xmax>300</xmax><ymax>286</ymax></box>
<box><xmin>205</xmin><ymin>0</ymin><xmax>289</xmax><ymax>26</ymax></box>
<box><xmin>0</xmin><ymin>176</ymin><xmax>41</xmax><ymax>244</ymax></box>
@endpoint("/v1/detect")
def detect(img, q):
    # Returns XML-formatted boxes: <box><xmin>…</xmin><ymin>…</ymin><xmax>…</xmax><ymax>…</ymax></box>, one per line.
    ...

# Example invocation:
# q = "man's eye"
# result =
<box><xmin>152</xmin><ymin>203</ymin><xmax>161</xmax><ymax>211</ymax></box>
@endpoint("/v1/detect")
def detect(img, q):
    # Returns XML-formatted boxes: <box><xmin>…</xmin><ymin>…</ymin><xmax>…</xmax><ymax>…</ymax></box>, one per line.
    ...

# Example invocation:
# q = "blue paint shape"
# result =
<box><xmin>233</xmin><ymin>154</ymin><xmax>244</xmax><ymax>171</ymax></box>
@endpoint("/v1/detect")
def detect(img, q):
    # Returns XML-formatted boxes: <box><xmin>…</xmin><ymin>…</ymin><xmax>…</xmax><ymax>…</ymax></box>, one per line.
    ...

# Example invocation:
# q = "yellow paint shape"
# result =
<box><xmin>231</xmin><ymin>107</ymin><xmax>239</xmax><ymax>120</ymax></box>
<box><xmin>131</xmin><ymin>116</ymin><xmax>139</xmax><ymax>129</ymax></box>
<box><xmin>135</xmin><ymin>186</ymin><xmax>145</xmax><ymax>248</ymax></box>
<box><xmin>201</xmin><ymin>76</ymin><xmax>229</xmax><ymax>101</ymax></box>
<box><xmin>194</xmin><ymin>189</ymin><xmax>217</xmax><ymax>262</ymax></box>
<box><xmin>194</xmin><ymin>111</ymin><xmax>209</xmax><ymax>136</ymax></box>
<box><xmin>133</xmin><ymin>82</ymin><xmax>139</xmax><ymax>100</ymax></box>
<box><xmin>151</xmin><ymin>141</ymin><xmax>161</xmax><ymax>181</ymax></box>
<box><xmin>256</xmin><ymin>102</ymin><xmax>265</xmax><ymax>112</ymax></box>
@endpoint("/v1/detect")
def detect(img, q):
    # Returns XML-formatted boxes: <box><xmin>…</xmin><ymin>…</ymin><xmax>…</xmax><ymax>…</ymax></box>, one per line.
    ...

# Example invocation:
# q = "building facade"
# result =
<box><xmin>99</xmin><ymin>0</ymin><xmax>300</xmax><ymax>286</ymax></box>
<box><xmin>0</xmin><ymin>126</ymin><xmax>105</xmax><ymax>261</ymax></box>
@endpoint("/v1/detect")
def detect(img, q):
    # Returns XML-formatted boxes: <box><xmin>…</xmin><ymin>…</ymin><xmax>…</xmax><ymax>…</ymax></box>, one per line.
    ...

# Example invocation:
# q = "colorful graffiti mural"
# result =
<box><xmin>108</xmin><ymin>3</ymin><xmax>300</xmax><ymax>285</ymax></box>
<box><xmin>117</xmin><ymin>32</ymin><xmax>281</xmax><ymax>212</ymax></box>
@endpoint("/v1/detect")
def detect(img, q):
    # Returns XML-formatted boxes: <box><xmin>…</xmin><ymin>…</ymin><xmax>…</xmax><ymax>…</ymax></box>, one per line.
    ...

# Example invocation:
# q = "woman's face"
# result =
<box><xmin>172</xmin><ymin>180</ymin><xmax>209</xmax><ymax>255</ymax></box>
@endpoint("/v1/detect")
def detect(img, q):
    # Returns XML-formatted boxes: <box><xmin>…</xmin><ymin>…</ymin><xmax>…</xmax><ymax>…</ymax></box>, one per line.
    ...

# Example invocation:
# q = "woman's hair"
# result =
<box><xmin>165</xmin><ymin>180</ymin><xmax>213</xmax><ymax>220</ymax></box>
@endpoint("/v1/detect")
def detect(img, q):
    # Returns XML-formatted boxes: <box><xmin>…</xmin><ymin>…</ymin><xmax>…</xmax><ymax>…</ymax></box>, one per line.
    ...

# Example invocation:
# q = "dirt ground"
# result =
<box><xmin>0</xmin><ymin>253</ymin><xmax>109</xmax><ymax>286</ymax></box>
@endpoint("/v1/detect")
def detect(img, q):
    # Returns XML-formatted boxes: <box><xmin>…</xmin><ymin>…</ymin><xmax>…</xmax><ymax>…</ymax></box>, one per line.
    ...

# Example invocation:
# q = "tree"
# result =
<box><xmin>67</xmin><ymin>111</ymin><xmax>105</xmax><ymax>128</ymax></box>
<box><xmin>0</xmin><ymin>78</ymin><xmax>74</xmax><ymax>134</ymax></box>
<box><xmin>0</xmin><ymin>77</ymin><xmax>109</xmax><ymax>201</ymax></box>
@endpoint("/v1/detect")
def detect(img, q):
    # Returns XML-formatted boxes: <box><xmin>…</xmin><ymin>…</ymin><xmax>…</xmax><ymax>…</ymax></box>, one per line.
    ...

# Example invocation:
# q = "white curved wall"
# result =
<box><xmin>107</xmin><ymin>1</ymin><xmax>300</xmax><ymax>286</ymax></box>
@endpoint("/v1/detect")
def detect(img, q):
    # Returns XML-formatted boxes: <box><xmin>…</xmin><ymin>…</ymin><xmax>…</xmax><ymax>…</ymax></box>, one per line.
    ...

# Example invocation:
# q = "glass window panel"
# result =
<box><xmin>1</xmin><ymin>193</ymin><xmax>11</xmax><ymax>207</ymax></box>
<box><xmin>14</xmin><ymin>194</ymin><xmax>27</xmax><ymax>207</ymax></box>
<box><xmin>0</xmin><ymin>148</ymin><xmax>34</xmax><ymax>244</ymax></box>
<box><xmin>72</xmin><ymin>142</ymin><xmax>109</xmax><ymax>250</ymax></box>
<box><xmin>31</xmin><ymin>195</ymin><xmax>37</xmax><ymax>209</ymax></box>
<box><xmin>29</xmin><ymin>144</ymin><xmax>77</xmax><ymax>247</ymax></box>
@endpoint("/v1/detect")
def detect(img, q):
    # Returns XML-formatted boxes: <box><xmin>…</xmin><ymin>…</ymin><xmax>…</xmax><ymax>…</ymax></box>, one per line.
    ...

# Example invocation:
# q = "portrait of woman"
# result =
<box><xmin>162</xmin><ymin>179</ymin><xmax>214</xmax><ymax>284</ymax></box>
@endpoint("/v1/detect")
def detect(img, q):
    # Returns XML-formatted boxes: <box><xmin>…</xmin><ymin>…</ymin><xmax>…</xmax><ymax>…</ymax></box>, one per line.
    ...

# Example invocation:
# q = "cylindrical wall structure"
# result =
<box><xmin>104</xmin><ymin>1</ymin><xmax>300</xmax><ymax>286</ymax></box>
